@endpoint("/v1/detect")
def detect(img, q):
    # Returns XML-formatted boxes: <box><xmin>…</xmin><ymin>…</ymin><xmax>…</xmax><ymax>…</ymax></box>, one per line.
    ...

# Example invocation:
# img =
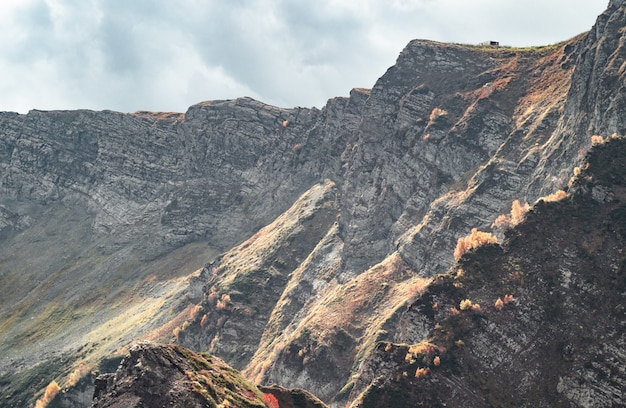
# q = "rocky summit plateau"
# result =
<box><xmin>1</xmin><ymin>1</ymin><xmax>626</xmax><ymax>407</ymax></box>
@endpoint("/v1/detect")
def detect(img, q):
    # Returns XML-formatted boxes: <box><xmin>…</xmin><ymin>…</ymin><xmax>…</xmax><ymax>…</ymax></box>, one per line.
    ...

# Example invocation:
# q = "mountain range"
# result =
<box><xmin>0</xmin><ymin>1</ymin><xmax>625</xmax><ymax>407</ymax></box>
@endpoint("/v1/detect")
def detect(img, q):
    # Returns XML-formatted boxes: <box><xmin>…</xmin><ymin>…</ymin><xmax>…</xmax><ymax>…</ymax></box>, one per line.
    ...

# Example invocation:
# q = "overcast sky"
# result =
<box><xmin>0</xmin><ymin>0</ymin><xmax>609</xmax><ymax>114</ymax></box>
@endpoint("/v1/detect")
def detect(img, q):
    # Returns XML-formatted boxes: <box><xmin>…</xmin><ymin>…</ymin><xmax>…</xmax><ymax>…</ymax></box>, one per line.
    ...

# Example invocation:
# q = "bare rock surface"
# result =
<box><xmin>91</xmin><ymin>341</ymin><xmax>268</xmax><ymax>408</ymax></box>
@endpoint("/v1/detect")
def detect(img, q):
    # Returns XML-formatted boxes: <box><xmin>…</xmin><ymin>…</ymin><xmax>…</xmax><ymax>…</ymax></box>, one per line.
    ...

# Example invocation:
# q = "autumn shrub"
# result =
<box><xmin>66</xmin><ymin>363</ymin><xmax>91</xmax><ymax>387</ymax></box>
<box><xmin>427</xmin><ymin>107</ymin><xmax>448</xmax><ymax>128</ymax></box>
<box><xmin>263</xmin><ymin>392</ymin><xmax>280</xmax><ymax>408</ymax></box>
<box><xmin>207</xmin><ymin>286</ymin><xmax>218</xmax><ymax>304</ymax></box>
<box><xmin>459</xmin><ymin>299</ymin><xmax>480</xmax><ymax>311</ymax></box>
<box><xmin>539</xmin><ymin>189</ymin><xmax>567</xmax><ymax>203</ymax></box>
<box><xmin>492</xmin><ymin>199</ymin><xmax>530</xmax><ymax>231</ymax></box>
<box><xmin>414</xmin><ymin>367</ymin><xmax>430</xmax><ymax>378</ymax></box>
<box><xmin>35</xmin><ymin>381</ymin><xmax>60</xmax><ymax>408</ymax></box>
<box><xmin>216</xmin><ymin>294</ymin><xmax>231</xmax><ymax>311</ymax></box>
<box><xmin>453</xmin><ymin>228</ymin><xmax>498</xmax><ymax>260</ymax></box>
<box><xmin>591</xmin><ymin>135</ymin><xmax>604</xmax><ymax>145</ymax></box>
<box><xmin>495</xmin><ymin>294</ymin><xmax>513</xmax><ymax>311</ymax></box>
<box><xmin>189</xmin><ymin>304</ymin><xmax>203</xmax><ymax>320</ymax></box>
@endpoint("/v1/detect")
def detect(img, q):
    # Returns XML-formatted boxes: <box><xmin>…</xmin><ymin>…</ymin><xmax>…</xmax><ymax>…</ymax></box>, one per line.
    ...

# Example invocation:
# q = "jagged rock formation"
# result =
<box><xmin>89</xmin><ymin>341</ymin><xmax>328</xmax><ymax>408</ymax></box>
<box><xmin>347</xmin><ymin>136</ymin><xmax>626</xmax><ymax>407</ymax></box>
<box><xmin>91</xmin><ymin>341</ymin><xmax>271</xmax><ymax>408</ymax></box>
<box><xmin>0</xmin><ymin>1</ymin><xmax>625</xmax><ymax>407</ymax></box>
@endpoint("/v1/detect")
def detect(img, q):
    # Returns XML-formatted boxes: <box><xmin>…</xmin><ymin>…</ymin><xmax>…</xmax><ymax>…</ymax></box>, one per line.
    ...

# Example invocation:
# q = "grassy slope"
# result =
<box><xmin>0</xmin><ymin>201</ymin><xmax>217</xmax><ymax>407</ymax></box>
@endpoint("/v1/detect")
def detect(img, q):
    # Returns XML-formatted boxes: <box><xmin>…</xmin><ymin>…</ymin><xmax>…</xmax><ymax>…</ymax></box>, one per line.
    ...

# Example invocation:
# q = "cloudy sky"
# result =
<box><xmin>0</xmin><ymin>0</ymin><xmax>609</xmax><ymax>114</ymax></box>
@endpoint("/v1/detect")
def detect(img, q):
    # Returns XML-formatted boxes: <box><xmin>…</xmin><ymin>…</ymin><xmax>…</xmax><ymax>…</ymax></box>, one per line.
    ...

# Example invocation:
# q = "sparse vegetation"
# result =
<box><xmin>591</xmin><ymin>135</ymin><xmax>604</xmax><ymax>145</ymax></box>
<box><xmin>171</xmin><ymin>345</ymin><xmax>267</xmax><ymax>408</ymax></box>
<box><xmin>459</xmin><ymin>299</ymin><xmax>480</xmax><ymax>311</ymax></box>
<box><xmin>428</xmin><ymin>107</ymin><xmax>448</xmax><ymax>127</ymax></box>
<box><xmin>216</xmin><ymin>294</ymin><xmax>232</xmax><ymax>311</ymax></box>
<box><xmin>454</xmin><ymin>228</ymin><xmax>498</xmax><ymax>260</ymax></box>
<box><xmin>538</xmin><ymin>189</ymin><xmax>567</xmax><ymax>203</ymax></box>
<box><xmin>492</xmin><ymin>200</ymin><xmax>530</xmax><ymax>232</ymax></box>
<box><xmin>34</xmin><ymin>380</ymin><xmax>60</xmax><ymax>408</ymax></box>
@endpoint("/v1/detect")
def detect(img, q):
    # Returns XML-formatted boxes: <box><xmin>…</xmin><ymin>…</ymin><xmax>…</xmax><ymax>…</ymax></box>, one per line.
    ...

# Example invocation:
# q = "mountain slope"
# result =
<box><xmin>348</xmin><ymin>135</ymin><xmax>626</xmax><ymax>407</ymax></box>
<box><xmin>1</xmin><ymin>1</ymin><xmax>625</xmax><ymax>407</ymax></box>
<box><xmin>0</xmin><ymin>95</ymin><xmax>366</xmax><ymax>406</ymax></box>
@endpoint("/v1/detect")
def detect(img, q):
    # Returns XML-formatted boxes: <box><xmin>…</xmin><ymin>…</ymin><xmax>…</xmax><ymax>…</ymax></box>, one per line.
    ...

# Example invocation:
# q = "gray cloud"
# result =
<box><xmin>0</xmin><ymin>0</ymin><xmax>609</xmax><ymax>114</ymax></box>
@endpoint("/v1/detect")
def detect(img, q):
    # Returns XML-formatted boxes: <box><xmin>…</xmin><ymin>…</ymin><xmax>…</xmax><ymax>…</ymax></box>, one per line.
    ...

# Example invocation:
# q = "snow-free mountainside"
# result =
<box><xmin>0</xmin><ymin>1</ymin><xmax>625</xmax><ymax>407</ymax></box>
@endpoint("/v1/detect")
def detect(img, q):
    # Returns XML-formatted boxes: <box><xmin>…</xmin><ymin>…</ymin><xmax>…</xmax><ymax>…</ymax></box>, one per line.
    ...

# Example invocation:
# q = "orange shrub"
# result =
<box><xmin>591</xmin><ymin>135</ymin><xmax>604</xmax><ymax>145</ymax></box>
<box><xmin>216</xmin><ymin>294</ymin><xmax>231</xmax><ymax>311</ymax></box>
<box><xmin>491</xmin><ymin>214</ymin><xmax>510</xmax><ymax>230</ymax></box>
<box><xmin>427</xmin><ymin>107</ymin><xmax>447</xmax><ymax>128</ymax></box>
<box><xmin>414</xmin><ymin>367</ymin><xmax>430</xmax><ymax>378</ymax></box>
<box><xmin>492</xmin><ymin>200</ymin><xmax>530</xmax><ymax>231</ymax></box>
<box><xmin>207</xmin><ymin>286</ymin><xmax>218</xmax><ymax>304</ymax></box>
<box><xmin>540</xmin><ymin>190</ymin><xmax>567</xmax><ymax>203</ymax></box>
<box><xmin>66</xmin><ymin>363</ymin><xmax>91</xmax><ymax>387</ymax></box>
<box><xmin>459</xmin><ymin>299</ymin><xmax>480</xmax><ymax>311</ymax></box>
<box><xmin>510</xmin><ymin>200</ymin><xmax>530</xmax><ymax>225</ymax></box>
<box><xmin>189</xmin><ymin>304</ymin><xmax>203</xmax><ymax>319</ymax></box>
<box><xmin>454</xmin><ymin>228</ymin><xmax>498</xmax><ymax>260</ymax></box>
<box><xmin>35</xmin><ymin>381</ymin><xmax>60</xmax><ymax>408</ymax></box>
<box><xmin>263</xmin><ymin>392</ymin><xmax>280</xmax><ymax>408</ymax></box>
<box><xmin>495</xmin><ymin>294</ymin><xmax>514</xmax><ymax>310</ymax></box>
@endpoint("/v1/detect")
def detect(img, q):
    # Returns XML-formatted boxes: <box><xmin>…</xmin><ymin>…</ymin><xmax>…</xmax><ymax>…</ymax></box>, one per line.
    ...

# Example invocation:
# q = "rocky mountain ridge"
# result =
<box><xmin>1</xmin><ymin>1</ymin><xmax>625</xmax><ymax>407</ymax></box>
<box><xmin>346</xmin><ymin>135</ymin><xmax>626</xmax><ymax>407</ymax></box>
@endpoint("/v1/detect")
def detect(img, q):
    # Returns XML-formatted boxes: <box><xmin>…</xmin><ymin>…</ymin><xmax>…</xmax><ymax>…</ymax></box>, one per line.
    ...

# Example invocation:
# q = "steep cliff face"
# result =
<box><xmin>0</xmin><ymin>2</ymin><xmax>624</xmax><ymax>407</ymax></box>
<box><xmin>0</xmin><ymin>94</ymin><xmax>366</xmax><ymax>407</ymax></box>
<box><xmin>347</xmin><ymin>136</ymin><xmax>626</xmax><ymax>407</ymax></box>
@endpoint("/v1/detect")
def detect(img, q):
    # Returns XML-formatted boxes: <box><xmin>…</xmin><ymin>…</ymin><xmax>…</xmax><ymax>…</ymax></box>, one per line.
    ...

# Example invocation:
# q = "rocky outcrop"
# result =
<box><xmin>91</xmin><ymin>341</ymin><xmax>268</xmax><ymax>408</ymax></box>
